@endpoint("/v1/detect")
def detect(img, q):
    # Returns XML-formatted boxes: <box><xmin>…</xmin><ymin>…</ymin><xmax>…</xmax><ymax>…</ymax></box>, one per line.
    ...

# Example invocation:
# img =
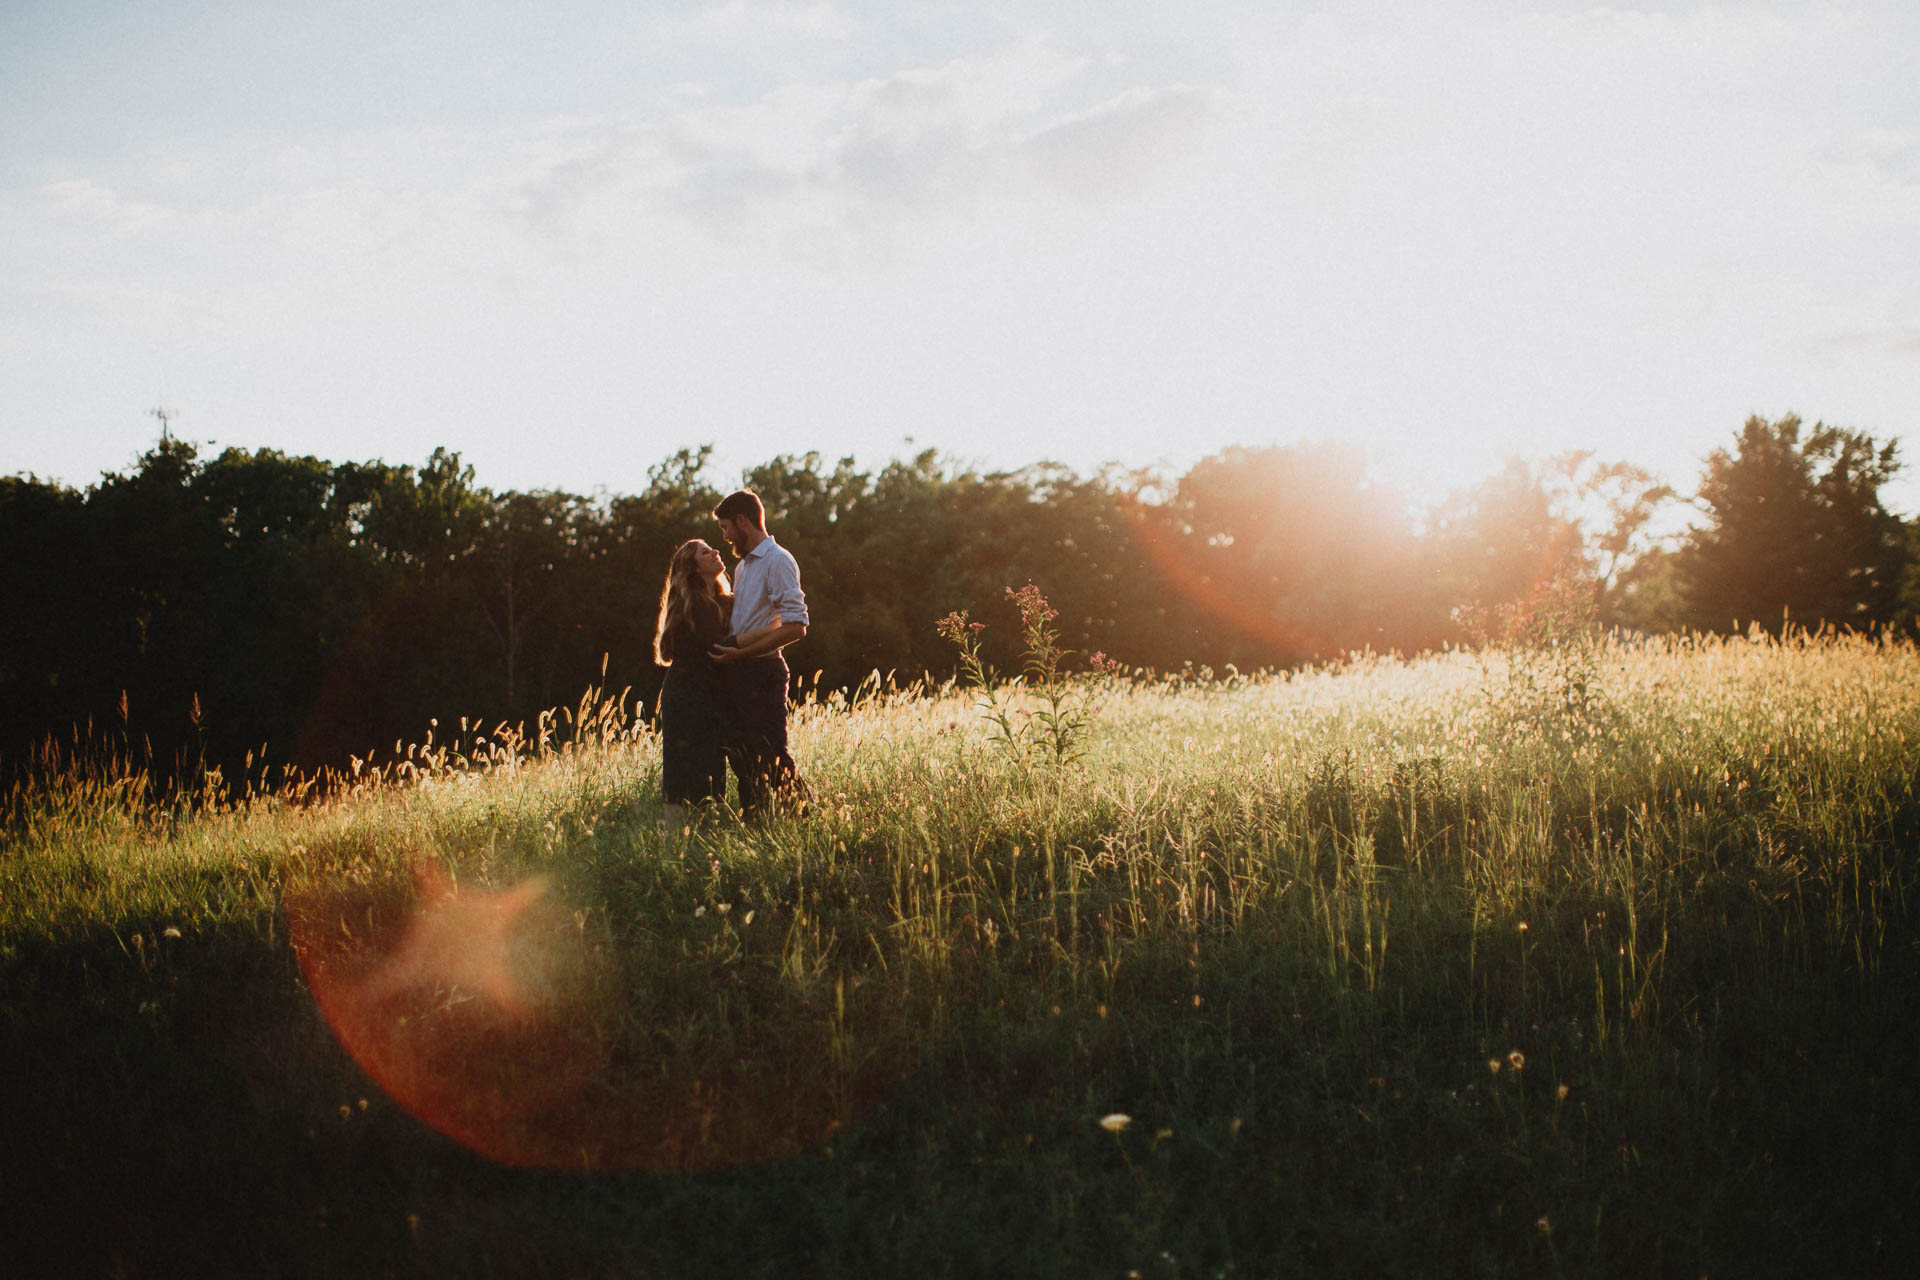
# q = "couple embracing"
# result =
<box><xmin>651</xmin><ymin>489</ymin><xmax>810</xmax><ymax>828</ymax></box>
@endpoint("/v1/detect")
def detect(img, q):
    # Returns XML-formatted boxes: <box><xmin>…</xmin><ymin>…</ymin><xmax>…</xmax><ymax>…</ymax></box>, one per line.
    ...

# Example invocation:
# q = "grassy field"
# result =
<box><xmin>3</xmin><ymin>630</ymin><xmax>1918</xmax><ymax>1278</ymax></box>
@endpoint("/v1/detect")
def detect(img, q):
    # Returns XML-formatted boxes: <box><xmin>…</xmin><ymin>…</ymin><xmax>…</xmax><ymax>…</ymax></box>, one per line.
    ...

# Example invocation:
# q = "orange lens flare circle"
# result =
<box><xmin>1121</xmin><ymin>498</ymin><xmax>1585</xmax><ymax>659</ymax></box>
<box><xmin>1121</xmin><ymin>499</ymin><xmax>1334</xmax><ymax>658</ymax></box>
<box><xmin>288</xmin><ymin>862</ymin><xmax>902</xmax><ymax>1172</ymax></box>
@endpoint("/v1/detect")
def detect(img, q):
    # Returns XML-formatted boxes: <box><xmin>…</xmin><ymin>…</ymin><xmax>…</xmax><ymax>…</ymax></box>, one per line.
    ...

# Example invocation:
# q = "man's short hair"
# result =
<box><xmin>713</xmin><ymin>490</ymin><xmax>766</xmax><ymax>528</ymax></box>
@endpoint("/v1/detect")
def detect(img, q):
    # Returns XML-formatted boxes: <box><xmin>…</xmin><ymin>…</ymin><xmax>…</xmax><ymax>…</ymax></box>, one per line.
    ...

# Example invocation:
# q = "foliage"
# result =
<box><xmin>1458</xmin><ymin>567</ymin><xmax>1608</xmax><ymax>729</ymax></box>
<box><xmin>1154</xmin><ymin>442</ymin><xmax>1445</xmax><ymax>662</ymax></box>
<box><xmin>1425</xmin><ymin>457</ymin><xmax>1586</xmax><ymax>624</ymax></box>
<box><xmin>936</xmin><ymin>585</ymin><xmax>1116</xmax><ymax>768</ymax></box>
<box><xmin>4</xmin><ymin>418</ymin><xmax>1910</xmax><ymax>796</ymax></box>
<box><xmin>1680</xmin><ymin>413</ymin><xmax>1908</xmax><ymax>633</ymax></box>
<box><xmin>1544</xmin><ymin>450</ymin><xmax>1681</xmax><ymax>621</ymax></box>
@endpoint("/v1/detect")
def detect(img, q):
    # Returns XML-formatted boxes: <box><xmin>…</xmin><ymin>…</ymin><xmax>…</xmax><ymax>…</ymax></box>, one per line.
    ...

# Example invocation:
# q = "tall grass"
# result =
<box><xmin>3</xmin><ymin>629</ymin><xmax>1917</xmax><ymax>1277</ymax></box>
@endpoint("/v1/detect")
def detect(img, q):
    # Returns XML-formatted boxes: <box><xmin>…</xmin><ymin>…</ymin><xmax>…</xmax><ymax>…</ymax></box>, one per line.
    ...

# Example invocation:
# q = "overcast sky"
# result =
<box><xmin>4</xmin><ymin>0</ymin><xmax>1917</xmax><ymax>514</ymax></box>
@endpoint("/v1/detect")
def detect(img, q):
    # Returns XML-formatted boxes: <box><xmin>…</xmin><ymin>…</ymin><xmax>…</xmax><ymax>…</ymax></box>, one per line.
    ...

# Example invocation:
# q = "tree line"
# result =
<box><xmin>2</xmin><ymin>414</ymin><xmax>1912</xmax><ymax>792</ymax></box>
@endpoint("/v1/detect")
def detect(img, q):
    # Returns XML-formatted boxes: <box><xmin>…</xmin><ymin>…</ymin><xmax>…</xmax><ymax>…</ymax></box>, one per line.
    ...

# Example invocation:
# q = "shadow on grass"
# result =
<box><xmin>5</xmin><ymin>873</ymin><xmax>1919</xmax><ymax>1278</ymax></box>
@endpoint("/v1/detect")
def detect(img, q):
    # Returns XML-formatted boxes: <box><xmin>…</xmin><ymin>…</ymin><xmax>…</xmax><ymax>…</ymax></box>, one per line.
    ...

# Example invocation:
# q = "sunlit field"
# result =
<box><xmin>4</xmin><ymin>630</ymin><xmax>1917</xmax><ymax>1277</ymax></box>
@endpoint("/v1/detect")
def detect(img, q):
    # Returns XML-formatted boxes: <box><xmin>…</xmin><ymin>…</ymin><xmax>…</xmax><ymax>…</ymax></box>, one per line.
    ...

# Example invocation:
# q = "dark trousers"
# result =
<box><xmin>725</xmin><ymin>654</ymin><xmax>803</xmax><ymax>815</ymax></box>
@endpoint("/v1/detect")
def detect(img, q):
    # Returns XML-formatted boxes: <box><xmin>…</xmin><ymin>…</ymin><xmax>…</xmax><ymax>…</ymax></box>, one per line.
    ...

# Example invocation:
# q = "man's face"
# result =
<box><xmin>716</xmin><ymin>515</ymin><xmax>749</xmax><ymax>556</ymax></box>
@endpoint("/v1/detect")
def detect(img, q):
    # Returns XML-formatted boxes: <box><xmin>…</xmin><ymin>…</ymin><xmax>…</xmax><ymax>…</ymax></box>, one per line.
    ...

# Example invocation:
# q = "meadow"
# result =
<box><xmin>3</xmin><ymin>628</ymin><xmax>1917</xmax><ymax>1278</ymax></box>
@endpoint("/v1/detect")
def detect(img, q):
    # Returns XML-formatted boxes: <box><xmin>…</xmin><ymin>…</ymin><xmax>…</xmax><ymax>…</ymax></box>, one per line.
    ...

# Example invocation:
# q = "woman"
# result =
<box><xmin>652</xmin><ymin>539</ymin><xmax>735</xmax><ymax>829</ymax></box>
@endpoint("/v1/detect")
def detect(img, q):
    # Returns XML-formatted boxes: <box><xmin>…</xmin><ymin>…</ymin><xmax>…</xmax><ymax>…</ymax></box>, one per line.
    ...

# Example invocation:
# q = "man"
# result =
<box><xmin>709</xmin><ymin>489</ymin><xmax>810</xmax><ymax>817</ymax></box>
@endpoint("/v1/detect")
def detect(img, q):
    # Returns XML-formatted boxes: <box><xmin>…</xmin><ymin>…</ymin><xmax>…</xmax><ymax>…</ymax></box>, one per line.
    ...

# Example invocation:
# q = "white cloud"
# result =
<box><xmin>1022</xmin><ymin>85</ymin><xmax>1216</xmax><ymax>204</ymax></box>
<box><xmin>679</xmin><ymin>0</ymin><xmax>861</xmax><ymax>45</ymax></box>
<box><xmin>2</xmin><ymin>3</ymin><xmax>1917</xmax><ymax>511</ymax></box>
<box><xmin>496</xmin><ymin>37</ymin><xmax>1212</xmax><ymax>271</ymax></box>
<box><xmin>629</xmin><ymin>0</ymin><xmax>870</xmax><ymax>90</ymax></box>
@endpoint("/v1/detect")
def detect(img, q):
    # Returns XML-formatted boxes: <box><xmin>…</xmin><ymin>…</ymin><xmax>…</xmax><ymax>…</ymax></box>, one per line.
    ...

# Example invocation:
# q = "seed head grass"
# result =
<box><xmin>3</xmin><ymin>629</ymin><xmax>1917</xmax><ymax>1276</ymax></box>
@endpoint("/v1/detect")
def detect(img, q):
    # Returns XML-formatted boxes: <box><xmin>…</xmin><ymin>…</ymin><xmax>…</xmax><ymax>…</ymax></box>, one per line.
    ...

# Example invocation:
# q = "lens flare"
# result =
<box><xmin>1120</xmin><ymin>499</ymin><xmax>1336</xmax><ymax>657</ymax></box>
<box><xmin>289</xmin><ymin>864</ymin><xmax>605</xmax><ymax>1167</ymax></box>
<box><xmin>288</xmin><ymin>859</ymin><xmax>907</xmax><ymax>1172</ymax></box>
<box><xmin>1120</xmin><ymin>495</ymin><xmax>1584</xmax><ymax>659</ymax></box>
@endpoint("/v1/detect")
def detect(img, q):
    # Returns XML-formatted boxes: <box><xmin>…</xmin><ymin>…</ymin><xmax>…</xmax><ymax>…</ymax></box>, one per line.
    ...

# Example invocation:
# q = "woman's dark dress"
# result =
<box><xmin>659</xmin><ymin>597</ymin><xmax>733</xmax><ymax>805</ymax></box>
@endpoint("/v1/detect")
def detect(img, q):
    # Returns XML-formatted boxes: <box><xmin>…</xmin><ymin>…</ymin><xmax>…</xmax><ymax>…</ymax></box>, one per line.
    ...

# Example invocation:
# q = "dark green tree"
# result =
<box><xmin>1680</xmin><ymin>414</ymin><xmax>1907</xmax><ymax>633</ymax></box>
<box><xmin>294</xmin><ymin>448</ymin><xmax>492</xmax><ymax>768</ymax></box>
<box><xmin>0</xmin><ymin>473</ymin><xmax>92</xmax><ymax>760</ymax></box>
<box><xmin>1900</xmin><ymin>516</ymin><xmax>1920</xmax><ymax>632</ymax></box>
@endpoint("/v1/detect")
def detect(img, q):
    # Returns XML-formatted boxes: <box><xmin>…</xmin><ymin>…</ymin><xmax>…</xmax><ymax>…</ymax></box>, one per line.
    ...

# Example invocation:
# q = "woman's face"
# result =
<box><xmin>691</xmin><ymin>542</ymin><xmax>724</xmax><ymax>581</ymax></box>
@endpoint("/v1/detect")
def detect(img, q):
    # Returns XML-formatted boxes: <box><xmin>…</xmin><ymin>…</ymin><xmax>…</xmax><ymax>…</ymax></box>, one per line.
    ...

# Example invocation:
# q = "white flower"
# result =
<box><xmin>1099</xmin><ymin>1113</ymin><xmax>1132</xmax><ymax>1133</ymax></box>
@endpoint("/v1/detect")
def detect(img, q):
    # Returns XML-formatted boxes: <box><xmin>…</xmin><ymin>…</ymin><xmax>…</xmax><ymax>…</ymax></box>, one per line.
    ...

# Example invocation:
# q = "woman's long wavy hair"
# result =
<box><xmin>653</xmin><ymin>539</ymin><xmax>731</xmax><ymax>665</ymax></box>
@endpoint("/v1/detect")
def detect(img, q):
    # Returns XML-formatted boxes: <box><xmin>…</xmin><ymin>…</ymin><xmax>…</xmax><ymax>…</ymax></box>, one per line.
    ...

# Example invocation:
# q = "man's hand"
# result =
<box><xmin>713</xmin><ymin>620</ymin><xmax>806</xmax><ymax>664</ymax></box>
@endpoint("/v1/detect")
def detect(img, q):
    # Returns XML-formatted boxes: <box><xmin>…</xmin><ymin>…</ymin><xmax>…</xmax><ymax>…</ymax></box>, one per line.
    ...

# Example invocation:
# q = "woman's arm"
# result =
<box><xmin>730</xmin><ymin>618</ymin><xmax>785</xmax><ymax>649</ymax></box>
<box><xmin>712</xmin><ymin>616</ymin><xmax>808</xmax><ymax>663</ymax></box>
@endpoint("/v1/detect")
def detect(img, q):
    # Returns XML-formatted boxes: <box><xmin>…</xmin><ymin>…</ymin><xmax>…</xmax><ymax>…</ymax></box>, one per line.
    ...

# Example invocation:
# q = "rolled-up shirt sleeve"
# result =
<box><xmin>766</xmin><ymin>550</ymin><xmax>809</xmax><ymax>627</ymax></box>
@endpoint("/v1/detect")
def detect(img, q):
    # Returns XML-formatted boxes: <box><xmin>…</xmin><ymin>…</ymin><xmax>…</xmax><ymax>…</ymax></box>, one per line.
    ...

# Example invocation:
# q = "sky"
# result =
<box><xmin>4</xmin><ymin>0</ymin><xmax>1918</xmax><ymax>516</ymax></box>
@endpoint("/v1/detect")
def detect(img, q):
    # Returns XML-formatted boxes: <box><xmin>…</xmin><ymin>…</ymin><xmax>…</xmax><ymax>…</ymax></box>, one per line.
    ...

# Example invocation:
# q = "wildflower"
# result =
<box><xmin>1099</xmin><ymin>1113</ymin><xmax>1132</xmax><ymax>1133</ymax></box>
<box><xmin>1488</xmin><ymin>1058</ymin><xmax>1502</xmax><ymax>1074</ymax></box>
<box><xmin>162</xmin><ymin>927</ymin><xmax>182</xmax><ymax>939</ymax></box>
<box><xmin>1006</xmin><ymin>584</ymin><xmax>1058</xmax><ymax>622</ymax></box>
<box><xmin>694</xmin><ymin>906</ymin><xmax>706</xmax><ymax>918</ymax></box>
<box><xmin>1536</xmin><ymin>1215</ymin><xmax>1551</xmax><ymax>1232</ymax></box>
<box><xmin>1556</xmin><ymin>1083</ymin><xmax>1570</xmax><ymax>1101</ymax></box>
<box><xmin>1509</xmin><ymin>1050</ymin><xmax>1526</xmax><ymax>1071</ymax></box>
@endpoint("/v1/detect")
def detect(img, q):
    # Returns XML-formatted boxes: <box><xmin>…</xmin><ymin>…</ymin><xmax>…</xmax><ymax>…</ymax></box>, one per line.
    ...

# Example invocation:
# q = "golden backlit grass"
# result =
<box><xmin>3</xmin><ymin>628</ymin><xmax>1917</xmax><ymax>1275</ymax></box>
